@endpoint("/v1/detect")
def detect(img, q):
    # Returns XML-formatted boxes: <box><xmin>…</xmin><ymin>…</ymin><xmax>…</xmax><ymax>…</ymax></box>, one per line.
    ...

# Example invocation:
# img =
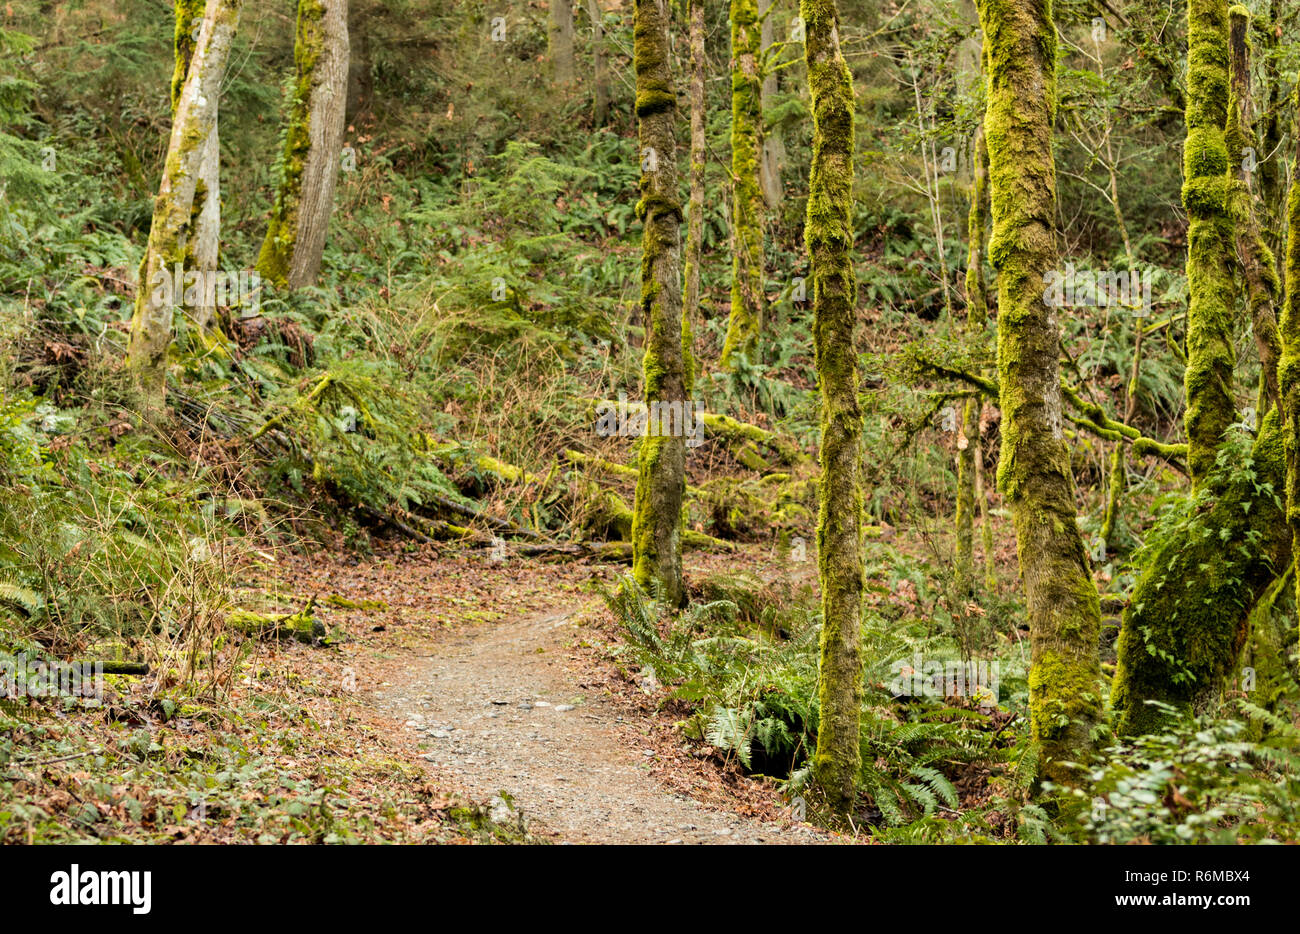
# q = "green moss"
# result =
<box><xmin>1112</xmin><ymin>416</ymin><xmax>1290</xmax><ymax>734</ymax></box>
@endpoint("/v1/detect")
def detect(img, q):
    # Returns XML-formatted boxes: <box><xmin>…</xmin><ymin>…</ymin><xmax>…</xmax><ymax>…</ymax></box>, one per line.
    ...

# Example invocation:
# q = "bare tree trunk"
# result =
<box><xmin>802</xmin><ymin>0</ymin><xmax>863</xmax><ymax>817</ymax></box>
<box><xmin>550</xmin><ymin>0</ymin><xmax>576</xmax><ymax>87</ymax></box>
<box><xmin>630</xmin><ymin>0</ymin><xmax>688</xmax><ymax>608</ymax></box>
<box><xmin>758</xmin><ymin>0</ymin><xmax>784</xmax><ymax>209</ymax></box>
<box><xmin>585</xmin><ymin>0</ymin><xmax>610</xmax><ymax>125</ymax></box>
<box><xmin>127</xmin><ymin>0</ymin><xmax>242</xmax><ymax>409</ymax></box>
<box><xmin>257</xmin><ymin>0</ymin><xmax>350</xmax><ymax>290</ymax></box>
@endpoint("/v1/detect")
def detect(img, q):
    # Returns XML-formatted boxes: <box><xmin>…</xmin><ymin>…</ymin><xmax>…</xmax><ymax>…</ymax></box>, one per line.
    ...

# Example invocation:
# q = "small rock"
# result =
<box><xmin>555</xmin><ymin>704</ymin><xmax>575</xmax><ymax>712</ymax></box>
<box><xmin>518</xmin><ymin>702</ymin><xmax>533</xmax><ymax>710</ymax></box>
<box><xmin>428</xmin><ymin>729</ymin><xmax>453</xmax><ymax>739</ymax></box>
<box><xmin>490</xmin><ymin>700</ymin><xmax>508</xmax><ymax>706</ymax></box>
<box><xmin>533</xmin><ymin>701</ymin><xmax>552</xmax><ymax>708</ymax></box>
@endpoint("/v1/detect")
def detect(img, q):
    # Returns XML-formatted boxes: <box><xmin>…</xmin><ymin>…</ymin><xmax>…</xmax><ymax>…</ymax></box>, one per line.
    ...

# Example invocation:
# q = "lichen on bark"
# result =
<box><xmin>802</xmin><ymin>0</ymin><xmax>864</xmax><ymax>816</ymax></box>
<box><xmin>629</xmin><ymin>0</ymin><xmax>688</xmax><ymax>608</ymax></box>
<box><xmin>977</xmin><ymin>0</ymin><xmax>1102</xmax><ymax>782</ymax></box>
<box><xmin>719</xmin><ymin>0</ymin><xmax>765</xmax><ymax>370</ymax></box>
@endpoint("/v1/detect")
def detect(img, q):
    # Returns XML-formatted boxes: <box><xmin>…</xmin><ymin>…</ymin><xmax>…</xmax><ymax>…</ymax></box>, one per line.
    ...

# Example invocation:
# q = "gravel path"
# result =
<box><xmin>373</xmin><ymin>608</ymin><xmax>829</xmax><ymax>845</ymax></box>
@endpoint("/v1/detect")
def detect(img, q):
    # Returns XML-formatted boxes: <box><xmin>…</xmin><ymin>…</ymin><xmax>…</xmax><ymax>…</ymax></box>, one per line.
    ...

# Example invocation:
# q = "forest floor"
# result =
<box><xmin>286</xmin><ymin>544</ymin><xmax>837</xmax><ymax>845</ymax></box>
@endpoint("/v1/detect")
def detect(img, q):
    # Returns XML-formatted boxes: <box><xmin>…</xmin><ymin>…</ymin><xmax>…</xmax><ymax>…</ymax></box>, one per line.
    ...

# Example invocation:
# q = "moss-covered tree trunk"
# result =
<box><xmin>1180</xmin><ymin>0</ymin><xmax>1238</xmax><ymax>486</ymax></box>
<box><xmin>977</xmin><ymin>0</ymin><xmax>1102</xmax><ymax>782</ymax></box>
<box><xmin>256</xmin><ymin>0</ymin><xmax>349</xmax><ymax>290</ymax></box>
<box><xmin>1283</xmin><ymin>83</ymin><xmax>1300</xmax><ymax>612</ymax></box>
<box><xmin>586</xmin><ymin>0</ymin><xmax>610</xmax><ymax>125</ymax></box>
<box><xmin>549</xmin><ymin>0</ymin><xmax>576</xmax><ymax>87</ymax></box>
<box><xmin>173</xmin><ymin>0</ymin><xmax>220</xmax><ymax>331</ymax></box>
<box><xmin>126</xmin><ymin>0</ymin><xmax>242</xmax><ymax>408</ymax></box>
<box><xmin>802</xmin><ymin>0</ymin><xmax>863</xmax><ymax>816</ymax></box>
<box><xmin>719</xmin><ymin>0</ymin><xmax>765</xmax><ymax>369</ymax></box>
<box><xmin>1112</xmin><ymin>1</ymin><xmax>1291</xmax><ymax>736</ymax></box>
<box><xmin>630</xmin><ymin>0</ymin><xmax>688</xmax><ymax>608</ymax></box>
<box><xmin>682</xmin><ymin>0</ymin><xmax>707</xmax><ymax>393</ymax></box>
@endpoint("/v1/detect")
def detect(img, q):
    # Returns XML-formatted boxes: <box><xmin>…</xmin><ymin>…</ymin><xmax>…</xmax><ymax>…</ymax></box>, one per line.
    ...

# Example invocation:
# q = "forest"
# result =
<box><xmin>1</xmin><ymin>0</ymin><xmax>1299</xmax><ymax>857</ymax></box>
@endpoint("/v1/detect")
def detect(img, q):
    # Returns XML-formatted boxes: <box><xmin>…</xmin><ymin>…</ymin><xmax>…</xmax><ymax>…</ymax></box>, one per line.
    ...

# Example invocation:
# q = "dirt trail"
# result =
<box><xmin>372</xmin><ymin>605</ymin><xmax>828</xmax><ymax>845</ymax></box>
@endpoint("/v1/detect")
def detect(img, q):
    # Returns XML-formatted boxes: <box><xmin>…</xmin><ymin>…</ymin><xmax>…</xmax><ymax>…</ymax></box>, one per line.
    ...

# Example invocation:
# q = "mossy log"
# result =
<box><xmin>228</xmin><ymin>601</ymin><xmax>325</xmax><ymax>644</ymax></box>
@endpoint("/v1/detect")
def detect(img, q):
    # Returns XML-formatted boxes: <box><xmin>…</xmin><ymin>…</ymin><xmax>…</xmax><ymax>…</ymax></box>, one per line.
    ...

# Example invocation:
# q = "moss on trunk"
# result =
<box><xmin>1181</xmin><ymin>0</ymin><xmax>1238</xmax><ymax>485</ymax></box>
<box><xmin>977</xmin><ymin>0</ymin><xmax>1102</xmax><ymax>783</ymax></box>
<box><xmin>256</xmin><ymin>0</ymin><xmax>349</xmax><ymax>290</ymax></box>
<box><xmin>719</xmin><ymin>0</ymin><xmax>765</xmax><ymax>370</ymax></box>
<box><xmin>1112</xmin><ymin>415</ymin><xmax>1289</xmax><ymax>734</ymax></box>
<box><xmin>629</xmin><ymin>0</ymin><xmax>688</xmax><ymax>608</ymax></box>
<box><xmin>802</xmin><ymin>0</ymin><xmax>863</xmax><ymax>816</ymax></box>
<box><xmin>1280</xmin><ymin>77</ymin><xmax>1300</xmax><ymax>612</ymax></box>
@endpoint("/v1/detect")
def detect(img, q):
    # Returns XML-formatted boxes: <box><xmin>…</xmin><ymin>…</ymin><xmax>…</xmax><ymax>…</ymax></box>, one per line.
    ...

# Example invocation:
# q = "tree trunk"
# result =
<box><xmin>126</xmin><ymin>0</ymin><xmax>243</xmax><ymax>409</ymax></box>
<box><xmin>172</xmin><ymin>1</ymin><xmax>221</xmax><ymax>331</ymax></box>
<box><xmin>977</xmin><ymin>0</ymin><xmax>1102</xmax><ymax>783</ymax></box>
<box><xmin>955</xmin><ymin>39</ymin><xmax>990</xmax><ymax>598</ymax></box>
<box><xmin>586</xmin><ymin>0</ymin><xmax>610</xmax><ymax>125</ymax></box>
<box><xmin>549</xmin><ymin>0</ymin><xmax>576</xmax><ymax>87</ymax></box>
<box><xmin>257</xmin><ymin>0</ymin><xmax>350</xmax><ymax>290</ymax></box>
<box><xmin>629</xmin><ymin>0</ymin><xmax>688</xmax><ymax>608</ymax></box>
<box><xmin>802</xmin><ymin>0</ymin><xmax>863</xmax><ymax>817</ymax></box>
<box><xmin>682</xmin><ymin>0</ymin><xmax>707</xmax><ymax>393</ymax></box>
<box><xmin>758</xmin><ymin>0</ymin><xmax>784</xmax><ymax>209</ymax></box>
<box><xmin>719</xmin><ymin>0</ymin><xmax>765</xmax><ymax>369</ymax></box>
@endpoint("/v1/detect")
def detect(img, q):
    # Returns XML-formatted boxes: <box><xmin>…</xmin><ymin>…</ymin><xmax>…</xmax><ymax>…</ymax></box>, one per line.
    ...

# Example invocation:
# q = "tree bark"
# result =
<box><xmin>126</xmin><ymin>0</ymin><xmax>243</xmax><ymax>409</ymax></box>
<box><xmin>719</xmin><ymin>0</ymin><xmax>765</xmax><ymax>369</ymax></box>
<box><xmin>977</xmin><ymin>0</ymin><xmax>1102</xmax><ymax>782</ymax></box>
<box><xmin>172</xmin><ymin>0</ymin><xmax>220</xmax><ymax>331</ymax></box>
<box><xmin>629</xmin><ymin>0</ymin><xmax>688</xmax><ymax>608</ymax></box>
<box><xmin>802</xmin><ymin>0</ymin><xmax>863</xmax><ymax>817</ymax></box>
<box><xmin>256</xmin><ymin>0</ymin><xmax>350</xmax><ymax>290</ymax></box>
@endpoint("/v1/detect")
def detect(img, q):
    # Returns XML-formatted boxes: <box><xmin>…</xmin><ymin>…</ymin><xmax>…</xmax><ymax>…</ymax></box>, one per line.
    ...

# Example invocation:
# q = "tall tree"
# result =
<box><xmin>127</xmin><ymin>0</ymin><xmax>243</xmax><ymax>408</ymax></box>
<box><xmin>1111</xmin><ymin>0</ymin><xmax>1290</xmax><ymax>735</ymax></box>
<box><xmin>630</xmin><ymin>0</ymin><xmax>689</xmax><ymax>608</ymax></box>
<box><xmin>1282</xmin><ymin>80</ymin><xmax>1300</xmax><ymax>612</ymax></box>
<box><xmin>257</xmin><ymin>0</ymin><xmax>350</xmax><ymax>290</ymax></box>
<box><xmin>955</xmin><ymin>121</ymin><xmax>990</xmax><ymax>598</ymax></box>
<box><xmin>682</xmin><ymin>0</ymin><xmax>707</xmax><ymax>390</ymax></box>
<box><xmin>719</xmin><ymin>0</ymin><xmax>765</xmax><ymax>369</ymax></box>
<box><xmin>977</xmin><ymin>0</ymin><xmax>1102</xmax><ymax>781</ymax></box>
<box><xmin>802</xmin><ymin>0</ymin><xmax>863</xmax><ymax>816</ymax></box>
<box><xmin>758</xmin><ymin>0</ymin><xmax>785</xmax><ymax>209</ymax></box>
